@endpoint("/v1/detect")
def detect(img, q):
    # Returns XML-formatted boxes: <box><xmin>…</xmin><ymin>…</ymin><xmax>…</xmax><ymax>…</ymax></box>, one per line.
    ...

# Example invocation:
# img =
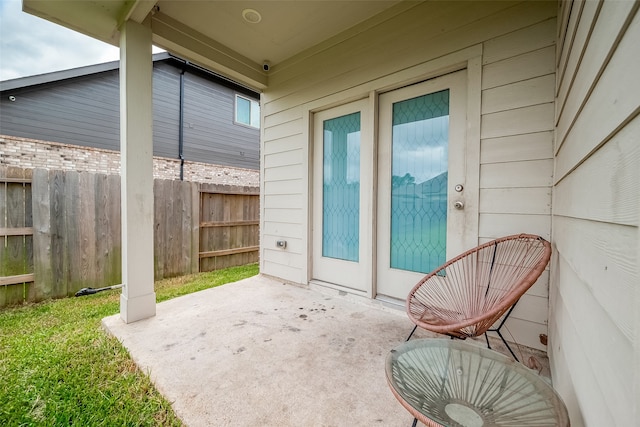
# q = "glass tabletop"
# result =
<box><xmin>385</xmin><ymin>339</ymin><xmax>570</xmax><ymax>427</ymax></box>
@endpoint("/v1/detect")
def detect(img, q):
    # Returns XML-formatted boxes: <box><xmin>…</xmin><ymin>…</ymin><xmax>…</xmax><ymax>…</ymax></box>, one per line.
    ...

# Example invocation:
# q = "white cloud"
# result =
<box><xmin>0</xmin><ymin>0</ymin><xmax>120</xmax><ymax>81</ymax></box>
<box><xmin>0</xmin><ymin>0</ymin><xmax>162</xmax><ymax>82</ymax></box>
<box><xmin>391</xmin><ymin>116</ymin><xmax>449</xmax><ymax>183</ymax></box>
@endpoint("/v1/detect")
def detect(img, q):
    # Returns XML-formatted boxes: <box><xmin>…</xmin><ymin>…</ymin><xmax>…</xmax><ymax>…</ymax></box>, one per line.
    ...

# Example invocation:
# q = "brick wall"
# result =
<box><xmin>0</xmin><ymin>135</ymin><xmax>259</xmax><ymax>187</ymax></box>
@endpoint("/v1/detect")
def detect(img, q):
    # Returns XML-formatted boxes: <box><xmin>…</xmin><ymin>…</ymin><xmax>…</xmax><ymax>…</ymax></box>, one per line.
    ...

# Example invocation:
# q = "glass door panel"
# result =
<box><xmin>390</xmin><ymin>90</ymin><xmax>449</xmax><ymax>274</ymax></box>
<box><xmin>322</xmin><ymin>112</ymin><xmax>360</xmax><ymax>262</ymax></box>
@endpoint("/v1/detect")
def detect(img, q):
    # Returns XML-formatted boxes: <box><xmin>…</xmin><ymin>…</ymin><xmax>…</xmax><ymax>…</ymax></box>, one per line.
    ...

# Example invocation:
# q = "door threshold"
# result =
<box><xmin>374</xmin><ymin>294</ymin><xmax>405</xmax><ymax>311</ymax></box>
<box><xmin>308</xmin><ymin>279</ymin><xmax>368</xmax><ymax>297</ymax></box>
<box><xmin>308</xmin><ymin>280</ymin><xmax>406</xmax><ymax>315</ymax></box>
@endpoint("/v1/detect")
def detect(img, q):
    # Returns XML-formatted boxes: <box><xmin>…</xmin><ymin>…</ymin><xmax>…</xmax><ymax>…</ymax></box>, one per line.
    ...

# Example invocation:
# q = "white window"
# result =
<box><xmin>235</xmin><ymin>94</ymin><xmax>260</xmax><ymax>128</ymax></box>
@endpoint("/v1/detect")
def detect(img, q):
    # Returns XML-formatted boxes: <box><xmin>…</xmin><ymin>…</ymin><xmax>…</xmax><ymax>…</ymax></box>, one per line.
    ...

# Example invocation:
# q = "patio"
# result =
<box><xmin>102</xmin><ymin>274</ymin><xmax>549</xmax><ymax>426</ymax></box>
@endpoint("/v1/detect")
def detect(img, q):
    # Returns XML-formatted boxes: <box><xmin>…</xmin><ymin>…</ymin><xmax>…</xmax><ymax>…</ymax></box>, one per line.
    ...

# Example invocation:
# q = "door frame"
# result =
<box><xmin>302</xmin><ymin>47</ymin><xmax>482</xmax><ymax>300</ymax></box>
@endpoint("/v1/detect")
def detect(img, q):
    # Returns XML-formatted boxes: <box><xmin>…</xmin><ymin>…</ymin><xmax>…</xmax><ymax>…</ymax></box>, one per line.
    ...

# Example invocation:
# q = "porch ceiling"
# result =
<box><xmin>23</xmin><ymin>0</ymin><xmax>408</xmax><ymax>90</ymax></box>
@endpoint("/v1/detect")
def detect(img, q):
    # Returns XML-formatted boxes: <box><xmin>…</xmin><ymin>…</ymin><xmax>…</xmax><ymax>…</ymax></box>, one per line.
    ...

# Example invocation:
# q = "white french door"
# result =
<box><xmin>311</xmin><ymin>70</ymin><xmax>476</xmax><ymax>299</ymax></box>
<box><xmin>376</xmin><ymin>70</ymin><xmax>474</xmax><ymax>301</ymax></box>
<box><xmin>311</xmin><ymin>99</ymin><xmax>372</xmax><ymax>292</ymax></box>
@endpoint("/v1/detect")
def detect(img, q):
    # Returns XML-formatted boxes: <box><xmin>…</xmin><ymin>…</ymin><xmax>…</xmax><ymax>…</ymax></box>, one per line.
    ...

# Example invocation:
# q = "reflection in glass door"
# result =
<box><xmin>322</xmin><ymin>112</ymin><xmax>360</xmax><ymax>262</ymax></box>
<box><xmin>390</xmin><ymin>89</ymin><xmax>449</xmax><ymax>274</ymax></box>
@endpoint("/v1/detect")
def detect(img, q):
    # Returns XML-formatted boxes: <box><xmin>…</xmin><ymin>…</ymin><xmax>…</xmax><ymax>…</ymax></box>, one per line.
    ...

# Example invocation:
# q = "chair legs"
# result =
<box><xmin>485</xmin><ymin>331</ymin><xmax>519</xmax><ymax>361</ymax></box>
<box><xmin>408</xmin><ymin>303</ymin><xmax>521</xmax><ymax>361</ymax></box>
<box><xmin>485</xmin><ymin>302</ymin><xmax>520</xmax><ymax>361</ymax></box>
<box><xmin>406</xmin><ymin>325</ymin><xmax>418</xmax><ymax>341</ymax></box>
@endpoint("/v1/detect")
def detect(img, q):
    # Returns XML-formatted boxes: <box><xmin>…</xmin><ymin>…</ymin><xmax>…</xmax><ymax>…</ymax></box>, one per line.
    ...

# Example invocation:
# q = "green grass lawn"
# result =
<box><xmin>0</xmin><ymin>263</ymin><xmax>259</xmax><ymax>426</ymax></box>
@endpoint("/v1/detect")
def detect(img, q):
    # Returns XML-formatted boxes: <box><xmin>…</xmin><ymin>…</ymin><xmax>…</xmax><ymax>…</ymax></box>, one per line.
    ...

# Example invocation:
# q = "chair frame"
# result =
<box><xmin>405</xmin><ymin>234</ymin><xmax>552</xmax><ymax>361</ymax></box>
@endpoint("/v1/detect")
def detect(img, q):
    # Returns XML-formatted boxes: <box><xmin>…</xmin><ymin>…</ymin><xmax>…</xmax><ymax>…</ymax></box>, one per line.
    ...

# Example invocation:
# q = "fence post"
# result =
<box><xmin>191</xmin><ymin>182</ymin><xmax>200</xmax><ymax>274</ymax></box>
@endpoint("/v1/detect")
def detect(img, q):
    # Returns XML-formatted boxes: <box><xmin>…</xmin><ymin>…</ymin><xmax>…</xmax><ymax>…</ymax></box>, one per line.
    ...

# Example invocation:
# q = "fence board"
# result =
<box><xmin>0</xmin><ymin>227</ymin><xmax>34</xmax><ymax>236</ymax></box>
<box><xmin>23</xmin><ymin>172</ymin><xmax>34</xmax><ymax>301</ymax></box>
<box><xmin>50</xmin><ymin>170</ymin><xmax>67</xmax><ymax>298</ymax></box>
<box><xmin>0</xmin><ymin>168</ymin><xmax>7</xmax><ymax>306</ymax></box>
<box><xmin>0</xmin><ymin>168</ymin><xmax>7</xmax><ymax>282</ymax></box>
<box><xmin>105</xmin><ymin>174</ymin><xmax>122</xmax><ymax>286</ymax></box>
<box><xmin>164</xmin><ymin>180</ymin><xmax>176</xmax><ymax>276</ymax></box>
<box><xmin>154</xmin><ymin>179</ymin><xmax>166</xmax><ymax>279</ymax></box>
<box><xmin>0</xmin><ymin>273</ymin><xmax>35</xmax><ymax>286</ymax></box>
<box><xmin>171</xmin><ymin>180</ymin><xmax>181</xmax><ymax>276</ymax></box>
<box><xmin>179</xmin><ymin>180</ymin><xmax>193</xmax><ymax>275</ymax></box>
<box><xmin>94</xmin><ymin>174</ymin><xmax>115</xmax><ymax>288</ymax></box>
<box><xmin>65</xmin><ymin>172</ymin><xmax>80</xmax><ymax>294</ymax></box>
<box><xmin>32</xmin><ymin>168</ymin><xmax>52</xmax><ymax>301</ymax></box>
<box><xmin>190</xmin><ymin>183</ymin><xmax>200</xmax><ymax>274</ymax></box>
<box><xmin>79</xmin><ymin>172</ymin><xmax>97</xmax><ymax>287</ymax></box>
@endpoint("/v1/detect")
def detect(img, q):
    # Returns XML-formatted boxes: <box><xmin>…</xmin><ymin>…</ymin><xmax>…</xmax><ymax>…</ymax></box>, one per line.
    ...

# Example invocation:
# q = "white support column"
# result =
<box><xmin>119</xmin><ymin>19</ymin><xmax>156</xmax><ymax>323</ymax></box>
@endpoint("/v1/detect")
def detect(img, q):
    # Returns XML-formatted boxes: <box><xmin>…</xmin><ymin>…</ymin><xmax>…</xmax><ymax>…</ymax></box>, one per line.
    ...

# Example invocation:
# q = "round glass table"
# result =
<box><xmin>385</xmin><ymin>339</ymin><xmax>570</xmax><ymax>427</ymax></box>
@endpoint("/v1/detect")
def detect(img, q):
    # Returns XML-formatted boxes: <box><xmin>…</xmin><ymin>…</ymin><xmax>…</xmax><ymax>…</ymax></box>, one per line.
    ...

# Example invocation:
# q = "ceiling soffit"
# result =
<box><xmin>23</xmin><ymin>0</ymin><xmax>413</xmax><ymax>89</ymax></box>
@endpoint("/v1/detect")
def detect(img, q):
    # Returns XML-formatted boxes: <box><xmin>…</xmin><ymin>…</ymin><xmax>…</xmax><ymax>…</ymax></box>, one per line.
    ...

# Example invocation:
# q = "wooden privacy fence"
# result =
<box><xmin>199</xmin><ymin>183</ymin><xmax>260</xmax><ymax>272</ymax></box>
<box><xmin>0</xmin><ymin>166</ymin><xmax>259</xmax><ymax>308</ymax></box>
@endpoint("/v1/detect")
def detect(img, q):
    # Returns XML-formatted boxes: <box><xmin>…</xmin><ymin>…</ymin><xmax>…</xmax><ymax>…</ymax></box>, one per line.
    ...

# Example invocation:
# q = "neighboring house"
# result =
<box><xmin>22</xmin><ymin>1</ymin><xmax>640</xmax><ymax>426</ymax></box>
<box><xmin>0</xmin><ymin>52</ymin><xmax>260</xmax><ymax>171</ymax></box>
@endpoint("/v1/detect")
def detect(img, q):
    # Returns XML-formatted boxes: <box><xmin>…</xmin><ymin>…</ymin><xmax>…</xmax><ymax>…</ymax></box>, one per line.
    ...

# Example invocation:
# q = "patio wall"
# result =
<box><xmin>550</xmin><ymin>1</ymin><xmax>639</xmax><ymax>426</ymax></box>
<box><xmin>261</xmin><ymin>1</ymin><xmax>557</xmax><ymax>351</ymax></box>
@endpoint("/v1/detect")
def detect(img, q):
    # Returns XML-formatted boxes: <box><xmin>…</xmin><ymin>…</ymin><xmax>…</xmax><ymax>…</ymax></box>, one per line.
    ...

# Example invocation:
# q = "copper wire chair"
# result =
<box><xmin>405</xmin><ymin>234</ymin><xmax>552</xmax><ymax>360</ymax></box>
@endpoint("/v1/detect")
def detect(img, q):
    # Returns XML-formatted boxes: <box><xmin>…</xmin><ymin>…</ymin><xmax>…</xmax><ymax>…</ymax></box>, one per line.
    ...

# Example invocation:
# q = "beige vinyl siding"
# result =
<box><xmin>479</xmin><ymin>18</ymin><xmax>556</xmax><ymax>350</ymax></box>
<box><xmin>261</xmin><ymin>1</ymin><xmax>557</xmax><ymax>351</ymax></box>
<box><xmin>550</xmin><ymin>1</ymin><xmax>639</xmax><ymax>426</ymax></box>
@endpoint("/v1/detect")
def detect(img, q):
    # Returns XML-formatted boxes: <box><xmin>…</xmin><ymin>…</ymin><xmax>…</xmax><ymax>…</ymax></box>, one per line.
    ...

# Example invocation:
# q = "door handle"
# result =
<box><xmin>454</xmin><ymin>201</ymin><xmax>464</xmax><ymax>210</ymax></box>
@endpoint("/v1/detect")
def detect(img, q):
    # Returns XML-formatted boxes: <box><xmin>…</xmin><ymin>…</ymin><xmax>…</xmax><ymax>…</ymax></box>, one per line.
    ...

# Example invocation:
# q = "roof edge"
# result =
<box><xmin>0</xmin><ymin>52</ymin><xmax>172</xmax><ymax>91</ymax></box>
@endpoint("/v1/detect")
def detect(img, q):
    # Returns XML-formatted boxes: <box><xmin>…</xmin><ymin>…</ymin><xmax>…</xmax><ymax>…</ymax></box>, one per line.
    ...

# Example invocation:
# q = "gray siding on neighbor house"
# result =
<box><xmin>181</xmin><ymin>66</ymin><xmax>260</xmax><ymax>169</ymax></box>
<box><xmin>153</xmin><ymin>62</ymin><xmax>181</xmax><ymax>159</ymax></box>
<box><xmin>0</xmin><ymin>58</ymin><xmax>260</xmax><ymax>170</ymax></box>
<box><xmin>0</xmin><ymin>71</ymin><xmax>120</xmax><ymax>150</ymax></box>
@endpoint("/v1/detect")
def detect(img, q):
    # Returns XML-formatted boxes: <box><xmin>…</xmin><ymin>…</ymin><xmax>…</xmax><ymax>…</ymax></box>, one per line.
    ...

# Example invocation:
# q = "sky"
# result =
<box><xmin>0</xmin><ymin>0</ymin><xmax>160</xmax><ymax>82</ymax></box>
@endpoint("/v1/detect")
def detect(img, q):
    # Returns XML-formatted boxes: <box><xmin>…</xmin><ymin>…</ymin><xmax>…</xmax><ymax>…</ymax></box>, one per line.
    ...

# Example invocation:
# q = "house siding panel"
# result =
<box><xmin>182</xmin><ymin>71</ymin><xmax>260</xmax><ymax>169</ymax></box>
<box><xmin>480</xmin><ymin>131</ymin><xmax>554</xmax><ymax>164</ymax></box>
<box><xmin>152</xmin><ymin>62</ymin><xmax>181</xmax><ymax>159</ymax></box>
<box><xmin>0</xmin><ymin>71</ymin><xmax>120</xmax><ymax>150</ymax></box>
<box><xmin>555</xmin><ymin>11</ymin><xmax>640</xmax><ymax>180</ymax></box>
<box><xmin>1</xmin><ymin>58</ymin><xmax>260</xmax><ymax>170</ymax></box>
<box><xmin>261</xmin><ymin>0</ymin><xmax>557</xmax><ymax>349</ymax></box>
<box><xmin>482</xmin><ymin>45</ymin><xmax>556</xmax><ymax>90</ymax></box>
<box><xmin>478</xmin><ymin>213</ymin><xmax>551</xmax><ymax>241</ymax></box>
<box><xmin>551</xmin><ymin>1</ymin><xmax>639</xmax><ymax>426</ymax></box>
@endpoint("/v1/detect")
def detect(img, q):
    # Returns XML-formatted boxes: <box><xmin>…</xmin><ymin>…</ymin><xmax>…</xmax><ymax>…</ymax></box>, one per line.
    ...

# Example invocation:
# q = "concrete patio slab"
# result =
<box><xmin>102</xmin><ymin>274</ymin><xmax>548</xmax><ymax>426</ymax></box>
